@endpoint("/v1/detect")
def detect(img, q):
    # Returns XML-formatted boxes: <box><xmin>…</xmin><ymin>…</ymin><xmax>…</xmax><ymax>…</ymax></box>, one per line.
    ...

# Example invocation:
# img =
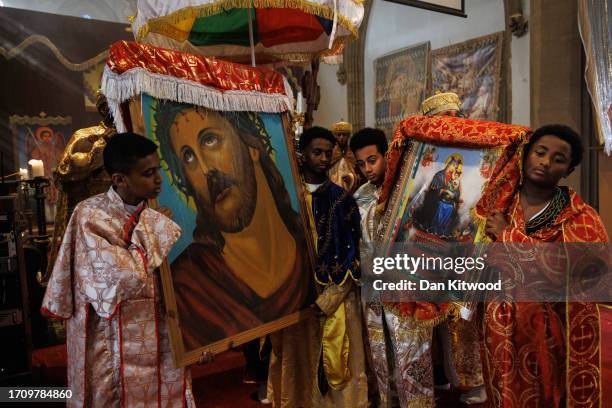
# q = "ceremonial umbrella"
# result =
<box><xmin>130</xmin><ymin>0</ymin><xmax>364</xmax><ymax>64</ymax></box>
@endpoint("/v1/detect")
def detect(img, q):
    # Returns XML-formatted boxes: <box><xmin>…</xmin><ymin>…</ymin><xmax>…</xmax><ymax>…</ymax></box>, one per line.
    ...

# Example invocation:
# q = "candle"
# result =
<box><xmin>19</xmin><ymin>168</ymin><xmax>29</xmax><ymax>179</ymax></box>
<box><xmin>28</xmin><ymin>159</ymin><xmax>44</xmax><ymax>178</ymax></box>
<box><xmin>296</xmin><ymin>91</ymin><xmax>303</xmax><ymax>113</ymax></box>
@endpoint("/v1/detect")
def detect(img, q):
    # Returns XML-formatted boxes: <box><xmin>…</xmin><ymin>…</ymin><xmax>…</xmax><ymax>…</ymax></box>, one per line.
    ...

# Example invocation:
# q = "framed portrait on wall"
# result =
<box><xmin>374</xmin><ymin>42</ymin><xmax>430</xmax><ymax>138</ymax></box>
<box><xmin>9</xmin><ymin>112</ymin><xmax>72</xmax><ymax>224</ymax></box>
<box><xmin>383</xmin><ymin>0</ymin><xmax>466</xmax><ymax>17</ymax></box>
<box><xmin>431</xmin><ymin>32</ymin><xmax>504</xmax><ymax>121</ymax></box>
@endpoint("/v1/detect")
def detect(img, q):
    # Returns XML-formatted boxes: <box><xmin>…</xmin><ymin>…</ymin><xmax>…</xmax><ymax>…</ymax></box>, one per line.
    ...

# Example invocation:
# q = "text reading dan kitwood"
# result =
<box><xmin>370</xmin><ymin>253</ymin><xmax>502</xmax><ymax>291</ymax></box>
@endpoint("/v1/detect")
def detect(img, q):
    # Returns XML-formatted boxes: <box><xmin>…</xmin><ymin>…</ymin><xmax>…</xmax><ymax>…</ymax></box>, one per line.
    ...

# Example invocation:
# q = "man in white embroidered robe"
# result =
<box><xmin>42</xmin><ymin>133</ymin><xmax>193</xmax><ymax>407</ymax></box>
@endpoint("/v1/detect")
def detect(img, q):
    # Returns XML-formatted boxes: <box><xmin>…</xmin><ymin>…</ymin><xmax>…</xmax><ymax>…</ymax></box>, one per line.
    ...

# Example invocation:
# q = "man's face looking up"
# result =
<box><xmin>169</xmin><ymin>108</ymin><xmax>257</xmax><ymax>233</ymax></box>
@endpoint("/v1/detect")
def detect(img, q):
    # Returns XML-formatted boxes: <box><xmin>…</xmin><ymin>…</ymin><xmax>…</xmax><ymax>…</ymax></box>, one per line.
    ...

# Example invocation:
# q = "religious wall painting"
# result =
<box><xmin>9</xmin><ymin>113</ymin><xmax>71</xmax><ymax>222</ymax></box>
<box><xmin>379</xmin><ymin>141</ymin><xmax>502</xmax><ymax>246</ymax></box>
<box><xmin>139</xmin><ymin>94</ymin><xmax>316</xmax><ymax>366</ymax></box>
<box><xmin>374</xmin><ymin>42</ymin><xmax>430</xmax><ymax>137</ymax></box>
<box><xmin>431</xmin><ymin>32</ymin><xmax>503</xmax><ymax>121</ymax></box>
<box><xmin>82</xmin><ymin>60</ymin><xmax>106</xmax><ymax>111</ymax></box>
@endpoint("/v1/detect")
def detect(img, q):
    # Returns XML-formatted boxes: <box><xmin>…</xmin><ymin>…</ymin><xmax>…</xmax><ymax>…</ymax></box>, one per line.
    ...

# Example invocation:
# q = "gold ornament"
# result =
<box><xmin>420</xmin><ymin>91</ymin><xmax>462</xmax><ymax>116</ymax></box>
<box><xmin>331</xmin><ymin>120</ymin><xmax>352</xmax><ymax>133</ymax></box>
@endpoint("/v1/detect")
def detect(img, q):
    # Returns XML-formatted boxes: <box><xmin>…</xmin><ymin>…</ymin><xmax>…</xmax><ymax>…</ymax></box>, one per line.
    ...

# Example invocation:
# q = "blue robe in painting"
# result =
<box><xmin>414</xmin><ymin>169</ymin><xmax>461</xmax><ymax>237</ymax></box>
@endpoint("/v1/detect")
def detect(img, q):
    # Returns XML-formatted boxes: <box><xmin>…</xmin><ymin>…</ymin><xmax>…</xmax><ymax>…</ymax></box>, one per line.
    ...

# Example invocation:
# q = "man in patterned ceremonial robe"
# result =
<box><xmin>375</xmin><ymin>113</ymin><xmax>530</xmax><ymax>407</ymax></box>
<box><xmin>329</xmin><ymin>120</ymin><xmax>362</xmax><ymax>192</ymax></box>
<box><xmin>39</xmin><ymin>91</ymin><xmax>114</xmax><ymax>344</ymax></box>
<box><xmin>421</xmin><ymin>91</ymin><xmax>488</xmax><ymax>405</ymax></box>
<box><xmin>349</xmin><ymin>127</ymin><xmax>390</xmax><ymax>405</ymax></box>
<box><xmin>483</xmin><ymin>124</ymin><xmax>609</xmax><ymax>407</ymax></box>
<box><xmin>351</xmin><ymin>127</ymin><xmax>388</xmax><ymax>244</ymax></box>
<box><xmin>41</xmin><ymin>133</ymin><xmax>194</xmax><ymax>407</ymax></box>
<box><xmin>267</xmin><ymin>126</ymin><xmax>368</xmax><ymax>407</ymax></box>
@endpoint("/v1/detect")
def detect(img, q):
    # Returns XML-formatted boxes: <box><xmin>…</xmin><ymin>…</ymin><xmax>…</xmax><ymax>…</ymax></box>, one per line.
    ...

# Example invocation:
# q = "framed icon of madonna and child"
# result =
<box><xmin>391</xmin><ymin>144</ymin><xmax>500</xmax><ymax>244</ymax></box>
<box><xmin>377</xmin><ymin>115</ymin><xmax>529</xmax><ymax>248</ymax></box>
<box><xmin>370</xmin><ymin>115</ymin><xmax>529</xmax><ymax>306</ymax></box>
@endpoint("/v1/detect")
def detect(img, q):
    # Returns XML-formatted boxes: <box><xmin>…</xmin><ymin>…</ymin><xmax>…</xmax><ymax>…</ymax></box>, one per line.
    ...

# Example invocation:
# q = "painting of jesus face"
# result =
<box><xmin>137</xmin><ymin>95</ymin><xmax>316</xmax><ymax>365</ymax></box>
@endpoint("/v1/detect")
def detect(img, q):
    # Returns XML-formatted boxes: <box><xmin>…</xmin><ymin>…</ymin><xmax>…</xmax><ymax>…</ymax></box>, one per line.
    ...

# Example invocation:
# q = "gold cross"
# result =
<box><xmin>526</xmin><ymin>357</ymin><xmax>538</xmax><ymax>376</ymax></box>
<box><xmin>497</xmin><ymin>304</ymin><xmax>512</xmax><ymax>321</ymax></box>
<box><xmin>572</xmin><ymin>374</ymin><xmax>594</xmax><ymax>400</ymax></box>
<box><xmin>571</xmin><ymin>325</ymin><xmax>593</xmax><ymax>349</ymax></box>
<box><xmin>572</xmin><ymin>219</ymin><xmax>593</xmax><ymax>240</ymax></box>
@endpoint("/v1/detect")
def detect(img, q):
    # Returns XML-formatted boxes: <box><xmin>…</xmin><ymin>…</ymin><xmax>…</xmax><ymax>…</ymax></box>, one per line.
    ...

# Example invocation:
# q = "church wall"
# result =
<box><xmin>510</xmin><ymin>1</ymin><xmax>530</xmax><ymax>127</ymax></box>
<box><xmin>314</xmin><ymin>0</ymin><xmax>532</xmax><ymax>134</ymax></box>
<box><xmin>530</xmin><ymin>0</ymin><xmax>582</xmax><ymax>194</ymax></box>
<box><xmin>363</xmin><ymin>0</ymin><xmax>511</xmax><ymax>128</ymax></box>
<box><xmin>0</xmin><ymin>0</ymin><xmax>135</xmax><ymax>23</ymax></box>
<box><xmin>312</xmin><ymin>63</ymin><xmax>349</xmax><ymax>129</ymax></box>
<box><xmin>0</xmin><ymin>7</ymin><xmax>131</xmax><ymax>172</ymax></box>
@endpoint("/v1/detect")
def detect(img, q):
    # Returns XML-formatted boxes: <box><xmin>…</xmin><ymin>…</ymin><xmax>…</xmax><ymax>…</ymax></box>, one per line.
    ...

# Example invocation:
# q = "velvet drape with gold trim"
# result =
<box><xmin>377</xmin><ymin>115</ymin><xmax>530</xmax><ymax>325</ymax></box>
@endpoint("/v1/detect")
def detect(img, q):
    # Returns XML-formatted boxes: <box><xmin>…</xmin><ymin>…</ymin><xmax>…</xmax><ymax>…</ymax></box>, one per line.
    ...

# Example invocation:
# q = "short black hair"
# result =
<box><xmin>299</xmin><ymin>126</ymin><xmax>336</xmax><ymax>151</ymax></box>
<box><xmin>524</xmin><ymin>124</ymin><xmax>584</xmax><ymax>168</ymax></box>
<box><xmin>349</xmin><ymin>127</ymin><xmax>388</xmax><ymax>156</ymax></box>
<box><xmin>103</xmin><ymin>132</ymin><xmax>158</xmax><ymax>175</ymax></box>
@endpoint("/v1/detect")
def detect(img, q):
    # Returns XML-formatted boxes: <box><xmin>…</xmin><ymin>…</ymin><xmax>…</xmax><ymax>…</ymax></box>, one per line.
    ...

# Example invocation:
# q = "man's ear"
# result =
<box><xmin>111</xmin><ymin>172</ymin><xmax>126</xmax><ymax>187</ymax></box>
<box><xmin>564</xmin><ymin>166</ymin><xmax>575</xmax><ymax>178</ymax></box>
<box><xmin>248</xmin><ymin>147</ymin><xmax>260</xmax><ymax>162</ymax></box>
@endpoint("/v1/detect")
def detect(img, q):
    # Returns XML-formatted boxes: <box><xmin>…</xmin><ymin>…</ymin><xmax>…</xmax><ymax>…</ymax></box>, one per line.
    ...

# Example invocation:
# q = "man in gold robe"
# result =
<box><xmin>267</xmin><ymin>126</ymin><xmax>368</xmax><ymax>408</ymax></box>
<box><xmin>329</xmin><ymin>120</ymin><xmax>361</xmax><ymax>192</ymax></box>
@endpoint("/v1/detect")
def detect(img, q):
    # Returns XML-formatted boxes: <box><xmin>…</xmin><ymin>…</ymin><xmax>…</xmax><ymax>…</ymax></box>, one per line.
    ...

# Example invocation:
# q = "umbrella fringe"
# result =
<box><xmin>101</xmin><ymin>66</ymin><xmax>293</xmax><ymax>132</ymax></box>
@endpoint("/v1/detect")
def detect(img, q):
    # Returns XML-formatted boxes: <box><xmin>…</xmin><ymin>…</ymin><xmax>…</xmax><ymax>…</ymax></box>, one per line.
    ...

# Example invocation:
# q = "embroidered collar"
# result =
<box><xmin>525</xmin><ymin>186</ymin><xmax>570</xmax><ymax>235</ymax></box>
<box><xmin>106</xmin><ymin>187</ymin><xmax>147</xmax><ymax>217</ymax></box>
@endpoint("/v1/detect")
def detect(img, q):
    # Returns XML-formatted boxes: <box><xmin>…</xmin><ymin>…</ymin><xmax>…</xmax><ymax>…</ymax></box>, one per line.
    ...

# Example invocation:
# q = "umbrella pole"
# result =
<box><xmin>247</xmin><ymin>6</ymin><xmax>256</xmax><ymax>67</ymax></box>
